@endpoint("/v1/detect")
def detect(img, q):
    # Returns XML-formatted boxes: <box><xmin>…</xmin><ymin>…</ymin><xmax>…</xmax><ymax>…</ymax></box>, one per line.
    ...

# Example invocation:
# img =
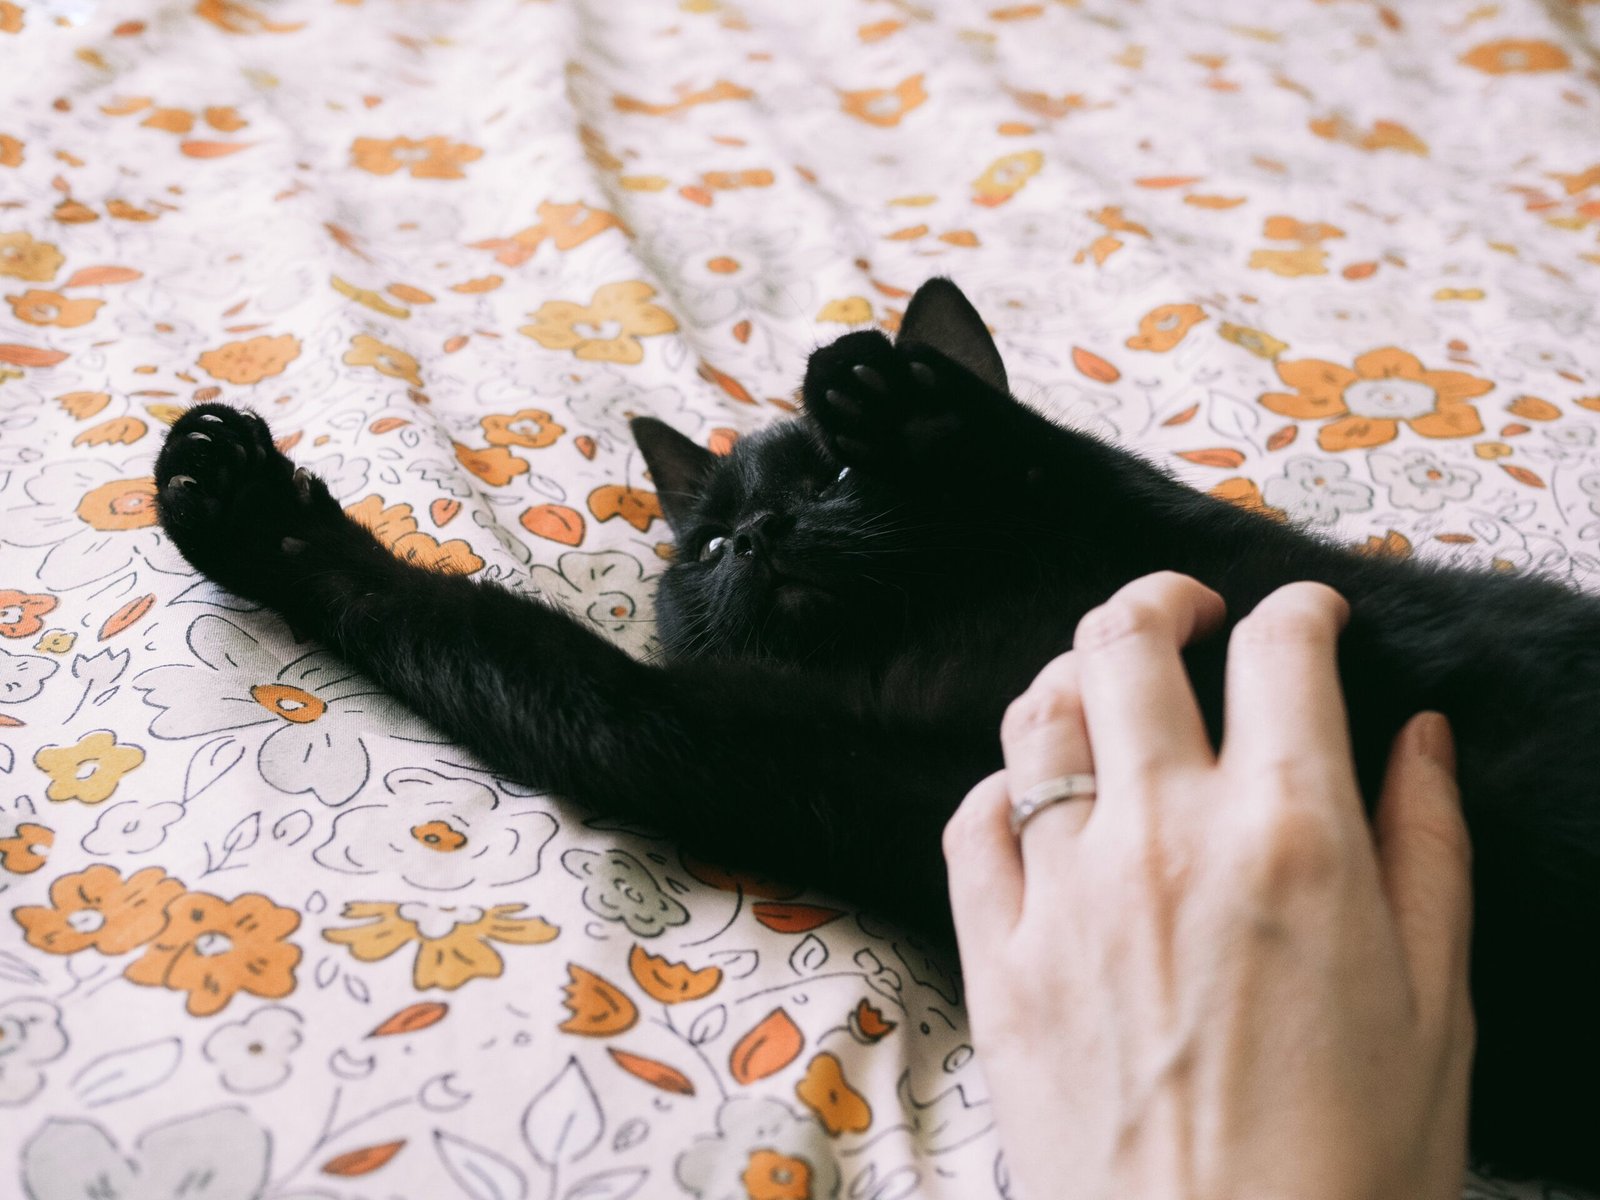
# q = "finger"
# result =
<box><xmin>1373</xmin><ymin>712</ymin><xmax>1473</xmax><ymax>1029</ymax></box>
<box><xmin>1222</xmin><ymin>582</ymin><xmax>1358</xmax><ymax>805</ymax></box>
<box><xmin>1000</xmin><ymin>651</ymin><xmax>1098</xmax><ymax>863</ymax></box>
<box><xmin>944</xmin><ymin>771</ymin><xmax>1025</xmax><ymax>948</ymax></box>
<box><xmin>1074</xmin><ymin>572</ymin><xmax>1226</xmax><ymax>787</ymax></box>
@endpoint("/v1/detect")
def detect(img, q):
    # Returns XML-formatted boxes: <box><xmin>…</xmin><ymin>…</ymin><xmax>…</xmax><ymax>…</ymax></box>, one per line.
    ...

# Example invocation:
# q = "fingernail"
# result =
<box><xmin>1411</xmin><ymin>711</ymin><xmax>1455</xmax><ymax>774</ymax></box>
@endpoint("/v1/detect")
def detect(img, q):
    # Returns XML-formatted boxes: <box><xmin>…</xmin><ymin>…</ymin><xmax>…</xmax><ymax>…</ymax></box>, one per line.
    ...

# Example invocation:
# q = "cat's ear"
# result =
<box><xmin>896</xmin><ymin>277</ymin><xmax>1008</xmax><ymax>394</ymax></box>
<box><xmin>631</xmin><ymin>417</ymin><xmax>716</xmax><ymax>531</ymax></box>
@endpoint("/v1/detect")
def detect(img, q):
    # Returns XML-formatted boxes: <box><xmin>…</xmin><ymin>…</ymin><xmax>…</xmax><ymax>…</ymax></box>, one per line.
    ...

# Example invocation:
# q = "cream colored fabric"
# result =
<box><xmin>1</xmin><ymin>1</ymin><xmax>1598</xmax><ymax>1197</ymax></box>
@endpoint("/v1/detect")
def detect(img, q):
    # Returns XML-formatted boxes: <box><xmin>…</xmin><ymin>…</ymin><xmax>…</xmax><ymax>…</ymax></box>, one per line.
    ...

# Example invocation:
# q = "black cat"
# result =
<box><xmin>155</xmin><ymin>279</ymin><xmax>1600</xmax><ymax>1187</ymax></box>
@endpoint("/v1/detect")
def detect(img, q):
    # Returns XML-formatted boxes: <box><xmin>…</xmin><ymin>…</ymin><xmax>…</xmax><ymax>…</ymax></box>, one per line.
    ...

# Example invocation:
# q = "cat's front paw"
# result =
<box><xmin>155</xmin><ymin>404</ymin><xmax>347</xmax><ymax>601</ymax></box>
<box><xmin>802</xmin><ymin>330</ymin><xmax>968</xmax><ymax>472</ymax></box>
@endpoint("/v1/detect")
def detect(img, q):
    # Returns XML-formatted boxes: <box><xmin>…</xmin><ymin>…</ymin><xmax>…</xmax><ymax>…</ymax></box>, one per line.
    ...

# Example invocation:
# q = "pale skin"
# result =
<box><xmin>945</xmin><ymin>573</ymin><xmax>1475</xmax><ymax>1200</ymax></box>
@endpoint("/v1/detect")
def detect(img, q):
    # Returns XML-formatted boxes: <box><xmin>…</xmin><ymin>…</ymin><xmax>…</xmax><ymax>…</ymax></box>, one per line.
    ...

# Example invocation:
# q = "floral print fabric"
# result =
<box><xmin>1</xmin><ymin>0</ymin><xmax>1598</xmax><ymax>1197</ymax></box>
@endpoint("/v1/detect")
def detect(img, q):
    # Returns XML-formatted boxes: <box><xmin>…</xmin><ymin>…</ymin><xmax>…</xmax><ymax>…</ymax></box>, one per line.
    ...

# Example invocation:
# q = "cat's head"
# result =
<box><xmin>632</xmin><ymin>277</ymin><xmax>1007</xmax><ymax>663</ymax></box>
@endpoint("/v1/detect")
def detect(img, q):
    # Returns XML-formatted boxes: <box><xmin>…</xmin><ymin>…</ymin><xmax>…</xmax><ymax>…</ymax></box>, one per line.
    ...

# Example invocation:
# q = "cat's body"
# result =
<box><xmin>156</xmin><ymin>280</ymin><xmax>1600</xmax><ymax>1187</ymax></box>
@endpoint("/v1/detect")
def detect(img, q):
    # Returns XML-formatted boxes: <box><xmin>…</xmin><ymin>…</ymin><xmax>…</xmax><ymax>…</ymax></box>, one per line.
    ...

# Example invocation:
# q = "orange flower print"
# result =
<box><xmin>1126</xmin><ymin>302</ymin><xmax>1207</xmax><ymax>352</ymax></box>
<box><xmin>972</xmin><ymin>150</ymin><xmax>1043</xmax><ymax>207</ymax></box>
<box><xmin>124</xmin><ymin>890</ymin><xmax>301</xmax><ymax>1016</ymax></box>
<box><xmin>14</xmin><ymin>865</ymin><xmax>184</xmax><ymax>954</ymax></box>
<box><xmin>76</xmin><ymin>477</ymin><xmax>159</xmax><ymax>531</ymax></box>
<box><xmin>343</xmin><ymin>333</ymin><xmax>422</xmax><ymax>387</ymax></box>
<box><xmin>482</xmin><ymin>408</ymin><xmax>564</xmax><ymax>449</ymax></box>
<box><xmin>1260</xmin><ymin>348</ymin><xmax>1492</xmax><ymax>452</ymax></box>
<box><xmin>345</xmin><ymin>495</ymin><xmax>485</xmax><ymax>573</ymax></box>
<box><xmin>1</xmin><ymin>133</ymin><xmax>22</xmax><ymax>168</ymax></box>
<box><xmin>454</xmin><ymin>443</ymin><xmax>530</xmax><ymax>487</ymax></box>
<box><xmin>1461</xmin><ymin>39</ymin><xmax>1570</xmax><ymax>75</ymax></box>
<box><xmin>0</xmin><ymin>822</ymin><xmax>52</xmax><ymax>874</ymax></box>
<box><xmin>0</xmin><ymin>2</ymin><xmax>20</xmax><ymax>33</ymax></box>
<box><xmin>629</xmin><ymin>944</ymin><xmax>722</xmax><ymax>1004</ymax></box>
<box><xmin>559</xmin><ymin>963</ymin><xmax>638</xmax><ymax>1035</ymax></box>
<box><xmin>795</xmin><ymin>1052</ymin><xmax>872</xmax><ymax>1135</ymax></box>
<box><xmin>840</xmin><ymin>74</ymin><xmax>927</xmax><ymax>127</ymax></box>
<box><xmin>34</xmin><ymin>729</ymin><xmax>145</xmax><ymax>803</ymax></box>
<box><xmin>520</xmin><ymin>281</ymin><xmax>678</xmax><ymax>365</ymax></box>
<box><xmin>742</xmin><ymin>1150</ymin><xmax>813</xmax><ymax>1200</ymax></box>
<box><xmin>197</xmin><ymin>333</ymin><xmax>301</xmax><ymax>385</ymax></box>
<box><xmin>846</xmin><ymin>998</ymin><xmax>896</xmax><ymax>1044</ymax></box>
<box><xmin>0</xmin><ymin>232</ymin><xmax>64</xmax><ymax>282</ymax></box>
<box><xmin>0</xmin><ymin>589</ymin><xmax>58</xmax><ymax>638</ymax></box>
<box><xmin>350</xmin><ymin>136</ymin><xmax>483</xmax><ymax>179</ymax></box>
<box><xmin>324</xmin><ymin>901</ymin><xmax>558</xmax><ymax>991</ymax></box>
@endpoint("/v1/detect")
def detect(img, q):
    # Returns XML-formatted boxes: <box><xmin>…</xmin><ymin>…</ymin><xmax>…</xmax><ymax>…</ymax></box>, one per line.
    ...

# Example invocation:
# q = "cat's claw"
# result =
<box><xmin>802</xmin><ymin>330</ymin><xmax>968</xmax><ymax>473</ymax></box>
<box><xmin>154</xmin><ymin>403</ymin><xmax>346</xmax><ymax>601</ymax></box>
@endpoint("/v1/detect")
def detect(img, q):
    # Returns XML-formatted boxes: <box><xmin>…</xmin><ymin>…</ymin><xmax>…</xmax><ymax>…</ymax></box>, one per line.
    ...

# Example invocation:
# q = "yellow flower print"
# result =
<box><xmin>197</xmin><ymin>333</ymin><xmax>301</xmax><ymax>385</ymax></box>
<box><xmin>123</xmin><ymin>890</ymin><xmax>301</xmax><ymax>1016</ymax></box>
<box><xmin>14</xmin><ymin>865</ymin><xmax>184</xmax><ymax>954</ymax></box>
<box><xmin>344</xmin><ymin>334</ymin><xmax>422</xmax><ymax>386</ymax></box>
<box><xmin>0</xmin><ymin>822</ymin><xmax>52</xmax><ymax>874</ymax></box>
<box><xmin>972</xmin><ymin>150</ymin><xmax>1043</xmax><ymax>207</ymax></box>
<box><xmin>520</xmin><ymin>281</ymin><xmax>678</xmax><ymax>365</ymax></box>
<box><xmin>34</xmin><ymin>729</ymin><xmax>146</xmax><ymax>804</ymax></box>
<box><xmin>1261</xmin><ymin>348</ymin><xmax>1493</xmax><ymax>452</ymax></box>
<box><xmin>481</xmin><ymin>408</ymin><xmax>564</xmax><ymax>449</ymax></box>
<box><xmin>0</xmin><ymin>232</ymin><xmax>64</xmax><ymax>282</ymax></box>
<box><xmin>324</xmin><ymin>900</ymin><xmax>558</xmax><ymax>991</ymax></box>
<box><xmin>742</xmin><ymin>1149</ymin><xmax>813</xmax><ymax>1200</ymax></box>
<box><xmin>350</xmin><ymin>136</ymin><xmax>484</xmax><ymax>179</ymax></box>
<box><xmin>1461</xmin><ymin>39</ymin><xmax>1570</xmax><ymax>75</ymax></box>
<box><xmin>839</xmin><ymin>74</ymin><xmax>927</xmax><ymax>127</ymax></box>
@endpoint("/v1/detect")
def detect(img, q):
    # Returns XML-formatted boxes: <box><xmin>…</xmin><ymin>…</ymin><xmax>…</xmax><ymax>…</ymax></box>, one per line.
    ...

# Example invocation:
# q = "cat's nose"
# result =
<box><xmin>732</xmin><ymin>511</ymin><xmax>789</xmax><ymax>557</ymax></box>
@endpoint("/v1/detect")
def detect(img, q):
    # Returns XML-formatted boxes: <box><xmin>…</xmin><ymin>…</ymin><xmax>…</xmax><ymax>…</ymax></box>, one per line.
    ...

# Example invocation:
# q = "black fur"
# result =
<box><xmin>155</xmin><ymin>278</ymin><xmax>1600</xmax><ymax>1187</ymax></box>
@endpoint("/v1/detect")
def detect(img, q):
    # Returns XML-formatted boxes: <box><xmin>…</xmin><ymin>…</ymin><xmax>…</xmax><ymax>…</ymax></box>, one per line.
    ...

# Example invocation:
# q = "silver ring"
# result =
<box><xmin>1009</xmin><ymin>774</ymin><xmax>1098</xmax><ymax>836</ymax></box>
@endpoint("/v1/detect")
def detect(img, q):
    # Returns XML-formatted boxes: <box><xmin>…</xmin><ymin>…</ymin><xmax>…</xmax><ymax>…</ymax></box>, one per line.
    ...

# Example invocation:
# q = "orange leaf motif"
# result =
<box><xmin>1071</xmin><ymin>346</ymin><xmax>1121</xmax><ymax>382</ymax></box>
<box><xmin>520</xmin><ymin>504</ymin><xmax>586</xmax><ymax>547</ymax></box>
<box><xmin>559</xmin><ymin>964</ymin><xmax>638</xmax><ymax>1036</ymax></box>
<box><xmin>62</xmin><ymin>266</ymin><xmax>142</xmax><ymax>287</ymax></box>
<box><xmin>430</xmin><ymin>498</ymin><xmax>461</xmax><ymax>527</ymax></box>
<box><xmin>1500</xmin><ymin>464</ymin><xmax>1547</xmax><ymax>489</ymax></box>
<box><xmin>0</xmin><ymin>344</ymin><xmax>68</xmax><ymax>367</ymax></box>
<box><xmin>708</xmin><ymin>428</ymin><xmax>739</xmax><ymax>456</ymax></box>
<box><xmin>730</xmin><ymin>1008</ymin><xmax>804</xmax><ymax>1085</ymax></box>
<box><xmin>698</xmin><ymin>361</ymin><xmax>756</xmax><ymax>404</ymax></box>
<box><xmin>1266</xmin><ymin>425</ymin><xmax>1298</xmax><ymax>451</ymax></box>
<box><xmin>369</xmin><ymin>417</ymin><xmax>410</xmax><ymax>434</ymax></box>
<box><xmin>751</xmin><ymin>902</ymin><xmax>844</xmax><ymax>933</ymax></box>
<box><xmin>608</xmin><ymin>1047</ymin><xmax>695</xmax><ymax>1095</ymax></box>
<box><xmin>588</xmin><ymin>485</ymin><xmax>662</xmax><ymax>533</ymax></box>
<box><xmin>1176</xmin><ymin>448</ymin><xmax>1247</xmax><ymax>469</ymax></box>
<box><xmin>629</xmin><ymin>944</ymin><xmax>722</xmax><ymax>1004</ymax></box>
<box><xmin>99</xmin><ymin>594</ymin><xmax>154</xmax><ymax>641</ymax></box>
<box><xmin>1506</xmin><ymin>395</ymin><xmax>1561</xmax><ymax>422</ymax></box>
<box><xmin>321</xmin><ymin>1140</ymin><xmax>405</xmax><ymax>1177</ymax></box>
<box><xmin>179</xmin><ymin>140</ymin><xmax>254</xmax><ymax>158</ymax></box>
<box><xmin>368</xmin><ymin>1001</ymin><xmax>448</xmax><ymax>1037</ymax></box>
<box><xmin>1161</xmin><ymin>404</ymin><xmax>1198</xmax><ymax>427</ymax></box>
<box><xmin>574</xmin><ymin>435</ymin><xmax>597</xmax><ymax>460</ymax></box>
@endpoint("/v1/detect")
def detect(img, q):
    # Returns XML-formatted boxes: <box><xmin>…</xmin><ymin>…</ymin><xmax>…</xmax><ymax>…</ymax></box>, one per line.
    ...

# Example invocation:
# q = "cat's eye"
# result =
<box><xmin>818</xmin><ymin>466</ymin><xmax>851</xmax><ymax>496</ymax></box>
<box><xmin>699</xmin><ymin>536</ymin><xmax>728</xmax><ymax>563</ymax></box>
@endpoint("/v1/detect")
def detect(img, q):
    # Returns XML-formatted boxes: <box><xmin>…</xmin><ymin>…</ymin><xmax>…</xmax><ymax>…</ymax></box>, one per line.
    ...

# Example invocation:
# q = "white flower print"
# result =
<box><xmin>562</xmin><ymin>847</ymin><xmax>688</xmax><ymax>937</ymax></box>
<box><xmin>0</xmin><ymin>997</ymin><xmax>68</xmax><ymax>1106</ymax></box>
<box><xmin>312</xmin><ymin>767</ymin><xmax>556</xmax><ymax>890</ymax></box>
<box><xmin>1261</xmin><ymin>457</ymin><xmax>1374</xmax><ymax>525</ymax></box>
<box><xmin>0</xmin><ymin>647</ymin><xmax>57</xmax><ymax>704</ymax></box>
<box><xmin>203</xmin><ymin>1006</ymin><xmax>303</xmax><ymax>1094</ymax></box>
<box><xmin>676</xmin><ymin>1096</ymin><xmax>841</xmax><ymax>1200</ymax></box>
<box><xmin>1</xmin><ymin>459</ymin><xmax>186</xmax><ymax>591</ymax></box>
<box><xmin>656</xmin><ymin>222</ymin><xmax>824</xmax><ymax>325</ymax></box>
<box><xmin>134</xmin><ymin>613</ymin><xmax>443</xmax><ymax>807</ymax></box>
<box><xmin>22</xmin><ymin>1107</ymin><xmax>270</xmax><ymax>1200</ymax></box>
<box><xmin>1368</xmin><ymin>449</ymin><xmax>1480</xmax><ymax>513</ymax></box>
<box><xmin>82</xmin><ymin>800</ymin><xmax>186</xmax><ymax>856</ymax></box>
<box><xmin>530</xmin><ymin>551</ymin><xmax>659</xmax><ymax>658</ymax></box>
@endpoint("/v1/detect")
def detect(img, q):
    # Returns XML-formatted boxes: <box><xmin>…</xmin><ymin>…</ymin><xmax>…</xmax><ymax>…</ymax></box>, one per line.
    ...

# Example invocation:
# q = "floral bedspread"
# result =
<box><xmin>1</xmin><ymin>0</ymin><xmax>1598</xmax><ymax>1197</ymax></box>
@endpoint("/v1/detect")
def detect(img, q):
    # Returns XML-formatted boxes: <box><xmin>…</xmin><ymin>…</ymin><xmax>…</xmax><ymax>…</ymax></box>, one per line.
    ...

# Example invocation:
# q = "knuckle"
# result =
<box><xmin>1001</xmin><ymin>680</ymin><xmax>1084</xmax><ymax>743</ymax></box>
<box><xmin>1074</xmin><ymin>595</ymin><xmax>1165</xmax><ymax>651</ymax></box>
<box><xmin>1236</xmin><ymin>798</ymin><xmax>1347</xmax><ymax>897</ymax></box>
<box><xmin>1237</xmin><ymin>583</ymin><xmax>1348</xmax><ymax>645</ymax></box>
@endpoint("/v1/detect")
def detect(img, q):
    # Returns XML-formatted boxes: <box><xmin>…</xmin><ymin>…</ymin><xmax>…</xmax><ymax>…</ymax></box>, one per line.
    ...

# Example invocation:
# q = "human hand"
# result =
<box><xmin>945</xmin><ymin>573</ymin><xmax>1474</xmax><ymax>1200</ymax></box>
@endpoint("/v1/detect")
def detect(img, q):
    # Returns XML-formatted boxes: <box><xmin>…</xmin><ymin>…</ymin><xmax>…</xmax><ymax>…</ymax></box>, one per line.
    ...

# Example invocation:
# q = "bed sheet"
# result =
<box><xmin>2</xmin><ymin>1</ymin><xmax>1598</xmax><ymax>1197</ymax></box>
